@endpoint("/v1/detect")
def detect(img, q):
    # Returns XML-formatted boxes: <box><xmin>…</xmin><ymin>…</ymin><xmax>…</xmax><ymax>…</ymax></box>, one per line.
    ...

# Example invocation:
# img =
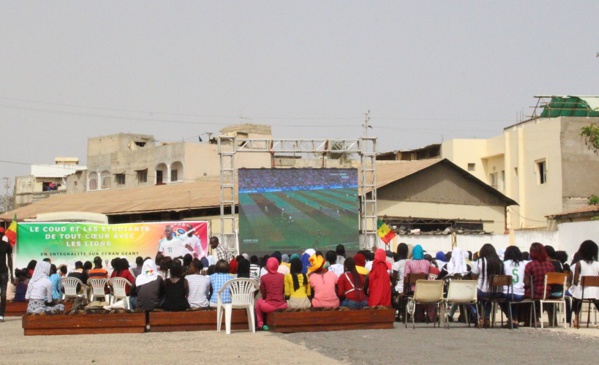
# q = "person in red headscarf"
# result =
<box><xmin>255</xmin><ymin>257</ymin><xmax>287</xmax><ymax>330</ymax></box>
<box><xmin>367</xmin><ymin>249</ymin><xmax>392</xmax><ymax>307</ymax></box>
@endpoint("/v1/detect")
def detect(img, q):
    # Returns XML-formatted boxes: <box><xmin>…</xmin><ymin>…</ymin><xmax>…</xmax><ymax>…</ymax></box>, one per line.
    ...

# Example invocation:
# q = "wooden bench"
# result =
<box><xmin>4</xmin><ymin>301</ymin><xmax>73</xmax><ymax>316</ymax></box>
<box><xmin>266</xmin><ymin>307</ymin><xmax>396</xmax><ymax>333</ymax></box>
<box><xmin>148</xmin><ymin>309</ymin><xmax>250</xmax><ymax>332</ymax></box>
<box><xmin>22</xmin><ymin>311</ymin><xmax>146</xmax><ymax>336</ymax></box>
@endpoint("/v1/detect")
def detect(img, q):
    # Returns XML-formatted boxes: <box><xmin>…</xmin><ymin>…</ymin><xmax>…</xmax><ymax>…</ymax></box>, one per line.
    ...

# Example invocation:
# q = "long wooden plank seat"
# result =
<box><xmin>266</xmin><ymin>307</ymin><xmax>395</xmax><ymax>333</ymax></box>
<box><xmin>4</xmin><ymin>301</ymin><xmax>73</xmax><ymax>316</ymax></box>
<box><xmin>148</xmin><ymin>309</ymin><xmax>250</xmax><ymax>332</ymax></box>
<box><xmin>22</xmin><ymin>311</ymin><xmax>146</xmax><ymax>336</ymax></box>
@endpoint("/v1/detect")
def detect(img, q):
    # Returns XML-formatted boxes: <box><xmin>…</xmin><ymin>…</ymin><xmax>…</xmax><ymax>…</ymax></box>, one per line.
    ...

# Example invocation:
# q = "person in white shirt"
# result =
<box><xmin>186</xmin><ymin>259</ymin><xmax>210</xmax><ymax>308</ymax></box>
<box><xmin>326</xmin><ymin>251</ymin><xmax>344</xmax><ymax>277</ymax></box>
<box><xmin>500</xmin><ymin>245</ymin><xmax>528</xmax><ymax>328</ymax></box>
<box><xmin>158</xmin><ymin>225</ymin><xmax>191</xmax><ymax>259</ymax></box>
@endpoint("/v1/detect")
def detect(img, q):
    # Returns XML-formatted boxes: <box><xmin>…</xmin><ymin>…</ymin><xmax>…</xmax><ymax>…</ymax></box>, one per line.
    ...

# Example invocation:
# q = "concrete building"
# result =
<box><xmin>14</xmin><ymin>157</ymin><xmax>85</xmax><ymax>208</ymax></box>
<box><xmin>80</xmin><ymin>124</ymin><xmax>273</xmax><ymax>192</ymax></box>
<box><xmin>378</xmin><ymin>95</ymin><xmax>599</xmax><ymax>230</ymax></box>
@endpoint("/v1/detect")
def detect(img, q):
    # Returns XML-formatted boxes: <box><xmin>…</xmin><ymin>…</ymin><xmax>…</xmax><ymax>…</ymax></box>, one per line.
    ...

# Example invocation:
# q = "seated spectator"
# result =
<box><xmin>404</xmin><ymin>244</ymin><xmax>434</xmax><ymax>322</ymax></box>
<box><xmin>500</xmin><ymin>245</ymin><xmax>527</xmax><ymax>328</ymax></box>
<box><xmin>308</xmin><ymin>254</ymin><xmax>339</xmax><ymax>308</ymax></box>
<box><xmin>237</xmin><ymin>258</ymin><xmax>251</xmax><ymax>278</ymax></box>
<box><xmin>326</xmin><ymin>250</ymin><xmax>344</xmax><ymax>277</ymax></box>
<box><xmin>48</xmin><ymin>264</ymin><xmax>63</xmax><ymax>301</ymax></box>
<box><xmin>336</xmin><ymin>244</ymin><xmax>346</xmax><ymax>266</ymax></box>
<box><xmin>133</xmin><ymin>259</ymin><xmax>164</xmax><ymax>311</ymax></box>
<box><xmin>368</xmin><ymin>249</ymin><xmax>392</xmax><ymax>307</ymax></box>
<box><xmin>338</xmin><ymin>257</ymin><xmax>368</xmax><ymax>309</ymax></box>
<box><xmin>354</xmin><ymin>253</ymin><xmax>370</xmax><ymax>275</ymax></box>
<box><xmin>284</xmin><ymin>257</ymin><xmax>311</xmax><ymax>309</ymax></box>
<box><xmin>256</xmin><ymin>257</ymin><xmax>287</xmax><ymax>330</ymax></box>
<box><xmin>162</xmin><ymin>261</ymin><xmax>190</xmax><ymax>312</ymax></box>
<box><xmin>209</xmin><ymin>260</ymin><xmax>235</xmax><ymax>307</ymax></box>
<box><xmin>131</xmin><ymin>256</ymin><xmax>144</xmax><ymax>277</ymax></box>
<box><xmin>110</xmin><ymin>258</ymin><xmax>135</xmax><ymax>295</ymax></box>
<box><xmin>186</xmin><ymin>259</ymin><xmax>210</xmax><ymax>308</ymax></box>
<box><xmin>471</xmin><ymin>243</ymin><xmax>504</xmax><ymax>328</ymax></box>
<box><xmin>570</xmin><ymin>240</ymin><xmax>599</xmax><ymax>328</ymax></box>
<box><xmin>12</xmin><ymin>268</ymin><xmax>30</xmax><ymax>302</ymax></box>
<box><xmin>88</xmin><ymin>256</ymin><xmax>108</xmax><ymax>280</ymax></box>
<box><xmin>26</xmin><ymin>260</ymin><xmax>37</xmax><ymax>277</ymax></box>
<box><xmin>25</xmin><ymin>261</ymin><xmax>64</xmax><ymax>314</ymax></box>
<box><xmin>249</xmin><ymin>255</ymin><xmax>261</xmax><ymax>280</ymax></box>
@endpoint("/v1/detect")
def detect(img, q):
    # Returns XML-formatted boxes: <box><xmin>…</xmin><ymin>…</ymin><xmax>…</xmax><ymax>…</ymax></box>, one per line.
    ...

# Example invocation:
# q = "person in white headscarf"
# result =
<box><xmin>26</xmin><ymin>261</ymin><xmax>65</xmax><ymax>314</ymax></box>
<box><xmin>438</xmin><ymin>247</ymin><xmax>473</xmax><ymax>322</ymax></box>
<box><xmin>132</xmin><ymin>259</ymin><xmax>164</xmax><ymax>311</ymax></box>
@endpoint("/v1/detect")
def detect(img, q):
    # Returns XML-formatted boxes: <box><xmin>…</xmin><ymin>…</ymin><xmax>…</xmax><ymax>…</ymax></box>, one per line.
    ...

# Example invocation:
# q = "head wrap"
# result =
<box><xmin>446</xmin><ymin>247</ymin><xmax>469</xmax><ymax>276</ymax></box>
<box><xmin>228</xmin><ymin>258</ymin><xmax>238</xmax><ymax>274</ymax></box>
<box><xmin>242</xmin><ymin>253</ymin><xmax>250</xmax><ymax>261</ymax></box>
<box><xmin>307</xmin><ymin>254</ymin><xmax>325</xmax><ymax>275</ymax></box>
<box><xmin>375</xmin><ymin>249</ymin><xmax>392</xmax><ymax>270</ymax></box>
<box><xmin>25</xmin><ymin>261</ymin><xmax>51</xmax><ymax>300</ymax></box>
<box><xmin>290</xmin><ymin>253</ymin><xmax>300</xmax><ymax>261</ymax></box>
<box><xmin>136</xmin><ymin>259</ymin><xmax>159</xmax><ymax>286</ymax></box>
<box><xmin>281</xmin><ymin>254</ymin><xmax>290</xmax><ymax>263</ymax></box>
<box><xmin>300</xmin><ymin>249</ymin><xmax>315</xmax><ymax>274</ymax></box>
<box><xmin>354</xmin><ymin>253</ymin><xmax>366</xmax><ymax>267</ymax></box>
<box><xmin>412</xmin><ymin>245</ymin><xmax>424</xmax><ymax>260</ymax></box>
<box><xmin>266</xmin><ymin>257</ymin><xmax>279</xmax><ymax>274</ymax></box>
<box><xmin>435</xmin><ymin>251</ymin><xmax>446</xmax><ymax>262</ymax></box>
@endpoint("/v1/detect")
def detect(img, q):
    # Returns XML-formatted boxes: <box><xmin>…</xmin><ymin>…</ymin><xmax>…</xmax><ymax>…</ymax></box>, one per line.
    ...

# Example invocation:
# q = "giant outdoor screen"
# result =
<box><xmin>238</xmin><ymin>168</ymin><xmax>360</xmax><ymax>255</ymax></box>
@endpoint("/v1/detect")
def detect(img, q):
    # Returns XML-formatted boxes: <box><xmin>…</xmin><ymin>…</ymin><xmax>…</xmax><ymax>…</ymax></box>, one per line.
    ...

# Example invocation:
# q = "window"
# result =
<box><xmin>536</xmin><ymin>159</ymin><xmax>547</xmax><ymax>184</ymax></box>
<box><xmin>467</xmin><ymin>163</ymin><xmax>475</xmax><ymax>172</ymax></box>
<box><xmin>115</xmin><ymin>173</ymin><xmax>126</xmax><ymax>185</ymax></box>
<box><xmin>171</xmin><ymin>169</ymin><xmax>178</xmax><ymax>182</ymax></box>
<box><xmin>156</xmin><ymin>170</ymin><xmax>164</xmax><ymax>184</ymax></box>
<box><xmin>514</xmin><ymin>167</ymin><xmax>518</xmax><ymax>177</ymax></box>
<box><xmin>100</xmin><ymin>171</ymin><xmax>111</xmax><ymax>189</ymax></box>
<box><xmin>89</xmin><ymin>172</ymin><xmax>98</xmax><ymax>191</ymax></box>
<box><xmin>137</xmin><ymin>169</ymin><xmax>148</xmax><ymax>184</ymax></box>
<box><xmin>490</xmin><ymin>172</ymin><xmax>498</xmax><ymax>189</ymax></box>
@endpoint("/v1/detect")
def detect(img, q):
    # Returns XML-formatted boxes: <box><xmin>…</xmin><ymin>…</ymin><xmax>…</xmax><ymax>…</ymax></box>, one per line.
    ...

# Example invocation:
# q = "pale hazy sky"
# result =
<box><xmin>1</xmin><ymin>1</ymin><xmax>598</xmax><ymax>190</ymax></box>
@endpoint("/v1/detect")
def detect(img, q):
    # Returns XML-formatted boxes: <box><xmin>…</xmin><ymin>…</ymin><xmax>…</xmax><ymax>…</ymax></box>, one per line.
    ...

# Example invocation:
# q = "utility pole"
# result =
<box><xmin>363</xmin><ymin>110</ymin><xmax>372</xmax><ymax>137</ymax></box>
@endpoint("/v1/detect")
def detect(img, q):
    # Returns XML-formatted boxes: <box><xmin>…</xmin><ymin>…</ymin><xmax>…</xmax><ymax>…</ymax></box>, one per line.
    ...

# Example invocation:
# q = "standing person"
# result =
<box><xmin>255</xmin><ymin>257</ymin><xmax>287</xmax><ymax>330</ymax></box>
<box><xmin>0</xmin><ymin>229</ymin><xmax>14</xmax><ymax>322</ymax></box>
<box><xmin>368</xmin><ymin>249</ymin><xmax>392</xmax><ymax>307</ymax></box>
<box><xmin>209</xmin><ymin>237</ymin><xmax>231</xmax><ymax>263</ymax></box>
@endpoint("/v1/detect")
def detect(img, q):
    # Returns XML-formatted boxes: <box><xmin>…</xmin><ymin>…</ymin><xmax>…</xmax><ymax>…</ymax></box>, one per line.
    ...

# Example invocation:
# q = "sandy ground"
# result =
<box><xmin>1</xmin><ymin>316</ymin><xmax>598</xmax><ymax>365</ymax></box>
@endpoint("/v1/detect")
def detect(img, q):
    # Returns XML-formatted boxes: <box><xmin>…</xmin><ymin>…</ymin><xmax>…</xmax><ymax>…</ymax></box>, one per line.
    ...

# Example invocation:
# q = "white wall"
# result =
<box><xmin>376</xmin><ymin>234</ymin><xmax>511</xmax><ymax>256</ymax></box>
<box><xmin>557</xmin><ymin>221</ymin><xmax>599</xmax><ymax>259</ymax></box>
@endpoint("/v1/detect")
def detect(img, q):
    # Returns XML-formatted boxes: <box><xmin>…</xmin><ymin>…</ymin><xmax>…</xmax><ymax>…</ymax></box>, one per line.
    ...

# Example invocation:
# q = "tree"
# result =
<box><xmin>0</xmin><ymin>194</ymin><xmax>14</xmax><ymax>214</ymax></box>
<box><xmin>581</xmin><ymin>123</ymin><xmax>599</xmax><ymax>153</ymax></box>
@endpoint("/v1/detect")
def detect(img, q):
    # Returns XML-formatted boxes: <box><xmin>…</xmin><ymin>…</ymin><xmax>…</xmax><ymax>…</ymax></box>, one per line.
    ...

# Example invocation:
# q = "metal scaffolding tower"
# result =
<box><xmin>218</xmin><ymin>137</ymin><xmax>377</xmax><ymax>254</ymax></box>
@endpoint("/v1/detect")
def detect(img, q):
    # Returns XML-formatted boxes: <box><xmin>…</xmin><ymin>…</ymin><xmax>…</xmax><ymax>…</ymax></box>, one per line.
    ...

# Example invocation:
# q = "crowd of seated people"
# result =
<box><xmin>9</xmin><ymin>237</ymin><xmax>597</xmax><ymax>332</ymax></box>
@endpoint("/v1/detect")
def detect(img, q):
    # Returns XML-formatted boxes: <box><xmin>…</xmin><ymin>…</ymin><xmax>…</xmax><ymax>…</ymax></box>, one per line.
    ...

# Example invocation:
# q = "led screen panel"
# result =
<box><xmin>238</xmin><ymin>168</ymin><xmax>359</xmax><ymax>255</ymax></box>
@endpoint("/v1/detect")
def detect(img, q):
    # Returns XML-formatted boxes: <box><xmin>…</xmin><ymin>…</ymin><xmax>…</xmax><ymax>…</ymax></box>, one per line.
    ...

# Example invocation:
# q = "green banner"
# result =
<box><xmin>15</xmin><ymin>221</ymin><xmax>209</xmax><ymax>270</ymax></box>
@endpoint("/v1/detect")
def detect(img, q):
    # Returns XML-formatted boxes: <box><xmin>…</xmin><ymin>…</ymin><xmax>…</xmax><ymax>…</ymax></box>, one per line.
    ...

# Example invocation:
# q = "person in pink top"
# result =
<box><xmin>255</xmin><ymin>257</ymin><xmax>287</xmax><ymax>331</ymax></box>
<box><xmin>308</xmin><ymin>254</ymin><xmax>339</xmax><ymax>308</ymax></box>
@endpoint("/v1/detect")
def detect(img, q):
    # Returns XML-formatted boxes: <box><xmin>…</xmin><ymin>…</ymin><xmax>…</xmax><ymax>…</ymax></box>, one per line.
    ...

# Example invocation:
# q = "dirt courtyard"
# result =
<box><xmin>1</xmin><ymin>316</ymin><xmax>598</xmax><ymax>365</ymax></box>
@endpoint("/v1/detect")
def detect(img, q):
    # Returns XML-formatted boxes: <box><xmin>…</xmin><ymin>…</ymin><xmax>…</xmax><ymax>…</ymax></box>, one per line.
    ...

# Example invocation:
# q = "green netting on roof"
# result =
<box><xmin>540</xmin><ymin>96</ymin><xmax>599</xmax><ymax>118</ymax></box>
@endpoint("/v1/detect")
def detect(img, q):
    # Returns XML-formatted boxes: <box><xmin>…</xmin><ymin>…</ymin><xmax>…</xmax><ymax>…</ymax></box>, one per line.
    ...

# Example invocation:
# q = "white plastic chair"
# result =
<box><xmin>216</xmin><ymin>278</ymin><xmax>259</xmax><ymax>334</ymax></box>
<box><xmin>88</xmin><ymin>278</ymin><xmax>109</xmax><ymax>303</ymax></box>
<box><xmin>444</xmin><ymin>279</ymin><xmax>478</xmax><ymax>327</ymax></box>
<box><xmin>61</xmin><ymin>277</ymin><xmax>89</xmax><ymax>301</ymax></box>
<box><xmin>108</xmin><ymin>277</ymin><xmax>132</xmax><ymax>309</ymax></box>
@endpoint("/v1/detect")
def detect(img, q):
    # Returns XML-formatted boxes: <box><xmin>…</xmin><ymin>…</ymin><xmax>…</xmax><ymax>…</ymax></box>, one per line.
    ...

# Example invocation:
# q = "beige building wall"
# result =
<box><xmin>377</xmin><ymin>200</ymin><xmax>506</xmax><ymax>234</ymax></box>
<box><xmin>441</xmin><ymin>139</ymin><xmax>488</xmax><ymax>181</ymax></box>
